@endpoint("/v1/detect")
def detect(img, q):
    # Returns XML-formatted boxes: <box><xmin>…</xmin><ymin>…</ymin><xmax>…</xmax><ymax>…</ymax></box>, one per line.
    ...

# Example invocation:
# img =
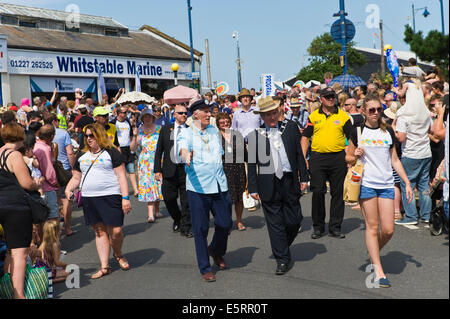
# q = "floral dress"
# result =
<box><xmin>137</xmin><ymin>125</ymin><xmax>163</xmax><ymax>202</ymax></box>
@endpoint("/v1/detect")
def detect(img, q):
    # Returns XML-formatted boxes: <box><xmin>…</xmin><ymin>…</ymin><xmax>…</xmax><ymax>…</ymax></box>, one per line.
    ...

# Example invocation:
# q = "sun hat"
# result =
<box><xmin>253</xmin><ymin>96</ymin><xmax>280</xmax><ymax>114</ymax></box>
<box><xmin>289</xmin><ymin>97</ymin><xmax>302</xmax><ymax>108</ymax></box>
<box><xmin>238</xmin><ymin>88</ymin><xmax>252</xmax><ymax>101</ymax></box>
<box><xmin>139</xmin><ymin>108</ymin><xmax>155</xmax><ymax>122</ymax></box>
<box><xmin>76</xmin><ymin>104</ymin><xmax>87</xmax><ymax>111</ymax></box>
<box><xmin>383</xmin><ymin>101</ymin><xmax>402</xmax><ymax>120</ymax></box>
<box><xmin>93</xmin><ymin>106</ymin><xmax>110</xmax><ymax>117</ymax></box>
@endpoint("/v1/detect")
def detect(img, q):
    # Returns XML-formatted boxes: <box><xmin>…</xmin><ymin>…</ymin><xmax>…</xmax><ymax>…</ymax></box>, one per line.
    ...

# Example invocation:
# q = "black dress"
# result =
<box><xmin>221</xmin><ymin>130</ymin><xmax>247</xmax><ymax>204</ymax></box>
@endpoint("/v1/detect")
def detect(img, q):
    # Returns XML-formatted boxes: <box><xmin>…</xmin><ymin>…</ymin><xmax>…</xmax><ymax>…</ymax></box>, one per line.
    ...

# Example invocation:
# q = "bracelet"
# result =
<box><xmin>122</xmin><ymin>196</ymin><xmax>130</xmax><ymax>200</ymax></box>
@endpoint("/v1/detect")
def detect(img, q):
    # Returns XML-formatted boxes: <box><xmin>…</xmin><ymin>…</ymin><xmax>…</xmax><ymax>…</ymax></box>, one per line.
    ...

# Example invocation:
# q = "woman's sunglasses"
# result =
<box><xmin>368</xmin><ymin>107</ymin><xmax>383</xmax><ymax>114</ymax></box>
<box><xmin>85</xmin><ymin>133</ymin><xmax>96</xmax><ymax>139</ymax></box>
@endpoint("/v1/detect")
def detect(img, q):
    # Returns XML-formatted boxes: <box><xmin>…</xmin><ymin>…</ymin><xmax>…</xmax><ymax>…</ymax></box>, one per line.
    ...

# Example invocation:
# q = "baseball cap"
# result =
<box><xmin>319</xmin><ymin>87</ymin><xmax>336</xmax><ymax>98</ymax></box>
<box><xmin>93</xmin><ymin>106</ymin><xmax>109</xmax><ymax>117</ymax></box>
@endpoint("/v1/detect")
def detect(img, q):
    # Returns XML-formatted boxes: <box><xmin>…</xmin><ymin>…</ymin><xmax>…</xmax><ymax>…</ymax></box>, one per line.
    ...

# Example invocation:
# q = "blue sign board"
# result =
<box><xmin>330</xmin><ymin>18</ymin><xmax>356</xmax><ymax>44</ymax></box>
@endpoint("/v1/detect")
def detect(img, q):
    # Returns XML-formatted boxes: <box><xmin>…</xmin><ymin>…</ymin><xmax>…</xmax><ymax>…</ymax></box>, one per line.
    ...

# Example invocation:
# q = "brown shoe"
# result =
<box><xmin>202</xmin><ymin>272</ymin><xmax>216</xmax><ymax>282</ymax></box>
<box><xmin>208</xmin><ymin>246</ymin><xmax>226</xmax><ymax>270</ymax></box>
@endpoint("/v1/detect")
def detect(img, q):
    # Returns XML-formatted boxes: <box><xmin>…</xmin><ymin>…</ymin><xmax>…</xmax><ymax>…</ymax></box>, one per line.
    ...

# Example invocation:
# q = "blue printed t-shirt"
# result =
<box><xmin>53</xmin><ymin>128</ymin><xmax>72</xmax><ymax>170</ymax></box>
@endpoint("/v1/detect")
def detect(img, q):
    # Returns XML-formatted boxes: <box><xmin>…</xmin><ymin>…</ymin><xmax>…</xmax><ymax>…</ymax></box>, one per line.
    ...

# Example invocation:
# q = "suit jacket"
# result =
<box><xmin>154</xmin><ymin>123</ymin><xmax>188</xmax><ymax>179</ymax></box>
<box><xmin>247</xmin><ymin>120</ymin><xmax>308</xmax><ymax>202</ymax></box>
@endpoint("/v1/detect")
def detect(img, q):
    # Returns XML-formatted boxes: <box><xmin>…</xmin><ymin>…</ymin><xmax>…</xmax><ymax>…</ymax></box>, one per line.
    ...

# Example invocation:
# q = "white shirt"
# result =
<box><xmin>396</xmin><ymin>116</ymin><xmax>432</xmax><ymax>159</ymax></box>
<box><xmin>358</xmin><ymin>126</ymin><xmax>395</xmax><ymax>189</ymax></box>
<box><xmin>115</xmin><ymin>120</ymin><xmax>132</xmax><ymax>147</ymax></box>
<box><xmin>173</xmin><ymin>122</ymin><xmax>186</xmax><ymax>163</ymax></box>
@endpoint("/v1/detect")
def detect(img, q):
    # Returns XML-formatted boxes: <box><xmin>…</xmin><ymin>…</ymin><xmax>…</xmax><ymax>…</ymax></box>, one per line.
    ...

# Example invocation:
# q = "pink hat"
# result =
<box><xmin>20</xmin><ymin>98</ymin><xmax>30</xmax><ymax>108</ymax></box>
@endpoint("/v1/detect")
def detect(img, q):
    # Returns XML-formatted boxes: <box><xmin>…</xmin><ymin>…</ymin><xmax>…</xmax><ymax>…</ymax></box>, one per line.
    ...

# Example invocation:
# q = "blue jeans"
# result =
<box><xmin>400</xmin><ymin>157</ymin><xmax>432</xmax><ymax>221</ymax></box>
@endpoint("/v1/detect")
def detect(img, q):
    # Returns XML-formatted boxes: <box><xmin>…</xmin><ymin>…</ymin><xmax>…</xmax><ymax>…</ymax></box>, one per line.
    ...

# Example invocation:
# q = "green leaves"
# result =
<box><xmin>404</xmin><ymin>25</ymin><xmax>449</xmax><ymax>79</ymax></box>
<box><xmin>297</xmin><ymin>33</ymin><xmax>366</xmax><ymax>83</ymax></box>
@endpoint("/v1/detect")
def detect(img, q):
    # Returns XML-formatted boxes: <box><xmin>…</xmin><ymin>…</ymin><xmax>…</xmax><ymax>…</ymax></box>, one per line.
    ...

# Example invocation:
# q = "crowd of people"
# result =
<box><xmin>0</xmin><ymin>59</ymin><xmax>448</xmax><ymax>297</ymax></box>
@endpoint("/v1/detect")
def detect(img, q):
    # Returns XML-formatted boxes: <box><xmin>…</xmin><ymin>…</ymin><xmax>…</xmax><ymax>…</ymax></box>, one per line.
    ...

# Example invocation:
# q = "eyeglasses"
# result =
<box><xmin>344</xmin><ymin>103</ymin><xmax>356</xmax><ymax>106</ymax></box>
<box><xmin>324</xmin><ymin>96</ymin><xmax>336</xmax><ymax>100</ymax></box>
<box><xmin>85</xmin><ymin>133</ymin><xmax>95</xmax><ymax>139</ymax></box>
<box><xmin>367</xmin><ymin>107</ymin><xmax>383</xmax><ymax>114</ymax></box>
<box><xmin>175</xmin><ymin>112</ymin><xmax>188</xmax><ymax>115</ymax></box>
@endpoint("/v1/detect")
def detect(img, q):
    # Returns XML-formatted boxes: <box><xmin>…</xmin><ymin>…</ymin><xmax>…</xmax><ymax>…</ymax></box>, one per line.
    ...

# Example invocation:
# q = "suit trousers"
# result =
<box><xmin>261</xmin><ymin>173</ymin><xmax>303</xmax><ymax>265</ymax></box>
<box><xmin>187</xmin><ymin>190</ymin><xmax>233</xmax><ymax>274</ymax></box>
<box><xmin>309</xmin><ymin>151</ymin><xmax>347</xmax><ymax>233</ymax></box>
<box><xmin>161</xmin><ymin>164</ymin><xmax>191</xmax><ymax>232</ymax></box>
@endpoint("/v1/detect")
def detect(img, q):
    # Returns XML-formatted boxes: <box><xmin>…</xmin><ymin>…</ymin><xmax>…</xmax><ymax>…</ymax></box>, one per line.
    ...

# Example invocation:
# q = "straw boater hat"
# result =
<box><xmin>289</xmin><ymin>97</ymin><xmax>302</xmax><ymax>108</ymax></box>
<box><xmin>384</xmin><ymin>101</ymin><xmax>402</xmax><ymax>120</ymax></box>
<box><xmin>238</xmin><ymin>88</ymin><xmax>252</xmax><ymax>101</ymax></box>
<box><xmin>253</xmin><ymin>96</ymin><xmax>280</xmax><ymax>114</ymax></box>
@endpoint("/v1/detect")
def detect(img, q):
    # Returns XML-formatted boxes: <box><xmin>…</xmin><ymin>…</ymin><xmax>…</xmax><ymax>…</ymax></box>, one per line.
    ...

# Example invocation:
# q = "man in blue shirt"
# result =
<box><xmin>177</xmin><ymin>99</ymin><xmax>232</xmax><ymax>282</ymax></box>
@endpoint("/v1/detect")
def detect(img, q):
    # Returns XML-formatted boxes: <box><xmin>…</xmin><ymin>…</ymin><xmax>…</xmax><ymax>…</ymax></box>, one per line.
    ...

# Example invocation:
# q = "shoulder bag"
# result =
<box><xmin>75</xmin><ymin>150</ymin><xmax>104</xmax><ymax>207</ymax></box>
<box><xmin>343</xmin><ymin>126</ymin><xmax>364</xmax><ymax>203</ymax></box>
<box><xmin>0</xmin><ymin>150</ymin><xmax>50</xmax><ymax>224</ymax></box>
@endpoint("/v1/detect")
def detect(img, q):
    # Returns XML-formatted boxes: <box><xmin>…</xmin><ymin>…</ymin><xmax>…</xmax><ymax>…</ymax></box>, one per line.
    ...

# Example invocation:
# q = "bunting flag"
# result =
<box><xmin>135</xmin><ymin>68</ymin><xmax>141</xmax><ymax>92</ymax></box>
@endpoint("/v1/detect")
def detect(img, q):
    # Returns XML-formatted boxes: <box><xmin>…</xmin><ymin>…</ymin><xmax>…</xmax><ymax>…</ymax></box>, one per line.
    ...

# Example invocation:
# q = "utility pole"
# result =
<box><xmin>205</xmin><ymin>39</ymin><xmax>212</xmax><ymax>89</ymax></box>
<box><xmin>439</xmin><ymin>0</ymin><xmax>445</xmax><ymax>34</ymax></box>
<box><xmin>380</xmin><ymin>19</ymin><xmax>385</xmax><ymax>75</ymax></box>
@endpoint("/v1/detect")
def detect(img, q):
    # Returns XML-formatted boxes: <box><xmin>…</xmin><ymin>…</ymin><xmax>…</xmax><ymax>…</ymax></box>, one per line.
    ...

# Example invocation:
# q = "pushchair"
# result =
<box><xmin>428</xmin><ymin>180</ymin><xmax>448</xmax><ymax>236</ymax></box>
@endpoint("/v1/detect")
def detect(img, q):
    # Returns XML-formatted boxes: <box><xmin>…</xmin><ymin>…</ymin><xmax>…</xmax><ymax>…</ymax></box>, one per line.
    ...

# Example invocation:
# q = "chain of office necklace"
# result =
<box><xmin>193</xmin><ymin>128</ymin><xmax>211</xmax><ymax>152</ymax></box>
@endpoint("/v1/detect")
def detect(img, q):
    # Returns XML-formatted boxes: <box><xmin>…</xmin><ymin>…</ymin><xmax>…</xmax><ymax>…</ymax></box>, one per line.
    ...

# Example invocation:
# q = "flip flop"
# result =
<box><xmin>237</xmin><ymin>223</ymin><xmax>247</xmax><ymax>231</ymax></box>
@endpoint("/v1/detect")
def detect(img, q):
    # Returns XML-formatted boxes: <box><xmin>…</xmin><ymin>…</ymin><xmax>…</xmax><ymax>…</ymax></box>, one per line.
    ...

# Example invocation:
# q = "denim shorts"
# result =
<box><xmin>360</xmin><ymin>185</ymin><xmax>395</xmax><ymax>200</ymax></box>
<box><xmin>44</xmin><ymin>190</ymin><xmax>59</xmax><ymax>219</ymax></box>
<box><xmin>126</xmin><ymin>161</ymin><xmax>136</xmax><ymax>174</ymax></box>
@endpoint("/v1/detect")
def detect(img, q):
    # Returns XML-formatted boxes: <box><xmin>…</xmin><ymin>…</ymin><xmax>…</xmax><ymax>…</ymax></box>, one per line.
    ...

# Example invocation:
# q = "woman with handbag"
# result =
<box><xmin>0</xmin><ymin>123</ymin><xmax>42</xmax><ymax>298</ymax></box>
<box><xmin>346</xmin><ymin>94</ymin><xmax>414</xmax><ymax>288</ymax></box>
<box><xmin>65</xmin><ymin>124</ymin><xmax>132</xmax><ymax>279</ymax></box>
<box><xmin>216</xmin><ymin>113</ymin><xmax>248</xmax><ymax>231</ymax></box>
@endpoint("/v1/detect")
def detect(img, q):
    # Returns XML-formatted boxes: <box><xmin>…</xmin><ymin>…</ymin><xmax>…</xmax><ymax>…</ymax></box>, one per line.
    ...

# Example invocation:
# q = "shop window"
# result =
<box><xmin>19</xmin><ymin>20</ymin><xmax>37</xmax><ymax>28</ymax></box>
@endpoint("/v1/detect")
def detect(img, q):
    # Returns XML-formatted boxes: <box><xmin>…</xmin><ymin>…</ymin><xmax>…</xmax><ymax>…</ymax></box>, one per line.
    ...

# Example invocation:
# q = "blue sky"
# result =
<box><xmin>3</xmin><ymin>0</ymin><xmax>449</xmax><ymax>93</ymax></box>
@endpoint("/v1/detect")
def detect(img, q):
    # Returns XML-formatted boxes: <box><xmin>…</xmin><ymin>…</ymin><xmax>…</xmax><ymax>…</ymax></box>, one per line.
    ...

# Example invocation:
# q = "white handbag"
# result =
<box><xmin>242</xmin><ymin>181</ymin><xmax>258</xmax><ymax>209</ymax></box>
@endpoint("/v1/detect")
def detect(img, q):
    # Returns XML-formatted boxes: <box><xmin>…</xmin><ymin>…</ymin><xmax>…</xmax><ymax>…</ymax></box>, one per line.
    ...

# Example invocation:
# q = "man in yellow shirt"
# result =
<box><xmin>301</xmin><ymin>87</ymin><xmax>353</xmax><ymax>239</ymax></box>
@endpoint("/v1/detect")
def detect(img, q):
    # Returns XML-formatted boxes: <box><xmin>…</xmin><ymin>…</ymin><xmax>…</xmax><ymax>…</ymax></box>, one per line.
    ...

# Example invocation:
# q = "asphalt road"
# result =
<box><xmin>54</xmin><ymin>192</ymin><xmax>449</xmax><ymax>299</ymax></box>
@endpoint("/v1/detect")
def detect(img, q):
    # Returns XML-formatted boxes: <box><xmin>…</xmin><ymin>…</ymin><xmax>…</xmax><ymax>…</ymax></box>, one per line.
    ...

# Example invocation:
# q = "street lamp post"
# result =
<box><xmin>232</xmin><ymin>31</ymin><xmax>242</xmax><ymax>92</ymax></box>
<box><xmin>439</xmin><ymin>0</ymin><xmax>445</xmax><ymax>34</ymax></box>
<box><xmin>412</xmin><ymin>4</ymin><xmax>430</xmax><ymax>33</ymax></box>
<box><xmin>171</xmin><ymin>63</ymin><xmax>179</xmax><ymax>86</ymax></box>
<box><xmin>187</xmin><ymin>0</ymin><xmax>196</xmax><ymax>89</ymax></box>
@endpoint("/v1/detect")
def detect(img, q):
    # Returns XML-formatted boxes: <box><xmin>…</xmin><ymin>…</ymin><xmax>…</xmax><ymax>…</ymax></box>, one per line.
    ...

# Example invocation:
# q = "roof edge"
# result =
<box><xmin>139</xmin><ymin>25</ymin><xmax>203</xmax><ymax>57</ymax></box>
<box><xmin>7</xmin><ymin>45</ymin><xmax>192</xmax><ymax>62</ymax></box>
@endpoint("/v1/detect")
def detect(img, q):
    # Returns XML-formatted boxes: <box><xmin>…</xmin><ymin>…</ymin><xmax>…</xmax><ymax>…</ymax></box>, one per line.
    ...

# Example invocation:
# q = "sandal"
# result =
<box><xmin>148</xmin><ymin>216</ymin><xmax>155</xmax><ymax>223</ymax></box>
<box><xmin>91</xmin><ymin>267</ymin><xmax>111</xmax><ymax>279</ymax></box>
<box><xmin>155</xmin><ymin>212</ymin><xmax>163</xmax><ymax>218</ymax></box>
<box><xmin>237</xmin><ymin>223</ymin><xmax>247</xmax><ymax>231</ymax></box>
<box><xmin>113</xmin><ymin>254</ymin><xmax>130</xmax><ymax>271</ymax></box>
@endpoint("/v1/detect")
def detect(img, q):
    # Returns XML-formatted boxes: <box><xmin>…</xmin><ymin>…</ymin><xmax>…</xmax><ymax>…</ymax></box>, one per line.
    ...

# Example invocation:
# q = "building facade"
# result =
<box><xmin>0</xmin><ymin>3</ymin><xmax>202</xmax><ymax>106</ymax></box>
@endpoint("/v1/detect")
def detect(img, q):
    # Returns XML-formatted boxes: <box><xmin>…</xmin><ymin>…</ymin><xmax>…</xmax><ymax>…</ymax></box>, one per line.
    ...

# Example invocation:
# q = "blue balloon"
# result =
<box><xmin>386</xmin><ymin>49</ymin><xmax>399</xmax><ymax>88</ymax></box>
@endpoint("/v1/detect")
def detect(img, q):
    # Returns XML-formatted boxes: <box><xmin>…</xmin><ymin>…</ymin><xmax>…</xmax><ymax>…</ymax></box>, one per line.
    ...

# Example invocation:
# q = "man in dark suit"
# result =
<box><xmin>247</xmin><ymin>96</ymin><xmax>309</xmax><ymax>275</ymax></box>
<box><xmin>155</xmin><ymin>105</ymin><xmax>192</xmax><ymax>237</ymax></box>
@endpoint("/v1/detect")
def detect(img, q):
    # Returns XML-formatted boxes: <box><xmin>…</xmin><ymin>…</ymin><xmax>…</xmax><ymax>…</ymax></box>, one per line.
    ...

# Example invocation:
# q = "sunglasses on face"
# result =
<box><xmin>118</xmin><ymin>111</ymin><xmax>128</xmax><ymax>114</ymax></box>
<box><xmin>429</xmin><ymin>103</ymin><xmax>435</xmax><ymax>108</ymax></box>
<box><xmin>85</xmin><ymin>133</ymin><xmax>95</xmax><ymax>139</ymax></box>
<box><xmin>345</xmin><ymin>103</ymin><xmax>356</xmax><ymax>106</ymax></box>
<box><xmin>175</xmin><ymin>112</ymin><xmax>188</xmax><ymax>115</ymax></box>
<box><xmin>367</xmin><ymin>107</ymin><xmax>383</xmax><ymax>114</ymax></box>
<box><xmin>324</xmin><ymin>96</ymin><xmax>336</xmax><ymax>100</ymax></box>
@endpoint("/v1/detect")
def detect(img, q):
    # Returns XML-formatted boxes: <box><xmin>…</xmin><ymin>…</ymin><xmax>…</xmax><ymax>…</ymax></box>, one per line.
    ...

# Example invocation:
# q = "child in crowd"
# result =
<box><xmin>31</xmin><ymin>220</ymin><xmax>69</xmax><ymax>284</ymax></box>
<box><xmin>21</xmin><ymin>132</ymin><xmax>45</xmax><ymax>196</ymax></box>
